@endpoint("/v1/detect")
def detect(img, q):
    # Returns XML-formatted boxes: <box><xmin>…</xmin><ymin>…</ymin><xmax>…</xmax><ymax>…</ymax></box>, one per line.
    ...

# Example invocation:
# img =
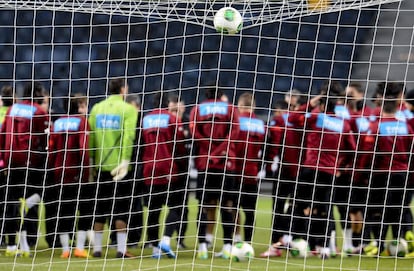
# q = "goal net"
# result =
<box><xmin>0</xmin><ymin>0</ymin><xmax>413</xmax><ymax>270</ymax></box>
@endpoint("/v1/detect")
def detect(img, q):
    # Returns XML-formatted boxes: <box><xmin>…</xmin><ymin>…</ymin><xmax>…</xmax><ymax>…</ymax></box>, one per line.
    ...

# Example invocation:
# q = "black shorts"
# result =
<box><xmin>349</xmin><ymin>183</ymin><xmax>368</xmax><ymax>213</ymax></box>
<box><xmin>233</xmin><ymin>182</ymin><xmax>259</xmax><ymax>212</ymax></box>
<box><xmin>94</xmin><ymin>172</ymin><xmax>134</xmax><ymax>224</ymax></box>
<box><xmin>196</xmin><ymin>170</ymin><xmax>236</xmax><ymax>204</ymax></box>
<box><xmin>143</xmin><ymin>181</ymin><xmax>186</xmax><ymax>210</ymax></box>
<box><xmin>6</xmin><ymin>168</ymin><xmax>45</xmax><ymax>202</ymax></box>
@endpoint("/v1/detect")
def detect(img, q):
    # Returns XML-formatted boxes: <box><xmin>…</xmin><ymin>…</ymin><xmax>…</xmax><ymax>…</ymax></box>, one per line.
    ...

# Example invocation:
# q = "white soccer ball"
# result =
<box><xmin>289</xmin><ymin>239</ymin><xmax>309</xmax><ymax>258</ymax></box>
<box><xmin>231</xmin><ymin>242</ymin><xmax>255</xmax><ymax>262</ymax></box>
<box><xmin>387</xmin><ymin>238</ymin><xmax>408</xmax><ymax>257</ymax></box>
<box><xmin>213</xmin><ymin>7</ymin><xmax>243</xmax><ymax>34</ymax></box>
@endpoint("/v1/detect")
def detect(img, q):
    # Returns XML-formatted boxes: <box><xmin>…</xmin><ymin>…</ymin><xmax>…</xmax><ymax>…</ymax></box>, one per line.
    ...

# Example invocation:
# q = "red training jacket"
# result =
<box><xmin>234</xmin><ymin>111</ymin><xmax>266</xmax><ymax>184</ymax></box>
<box><xmin>0</xmin><ymin>101</ymin><xmax>49</xmax><ymax>168</ymax></box>
<box><xmin>141</xmin><ymin>109</ymin><xmax>187</xmax><ymax>186</ymax></box>
<box><xmin>190</xmin><ymin>99</ymin><xmax>240</xmax><ymax>172</ymax></box>
<box><xmin>288</xmin><ymin>104</ymin><xmax>356</xmax><ymax>176</ymax></box>
<box><xmin>48</xmin><ymin>115</ymin><xmax>90</xmax><ymax>184</ymax></box>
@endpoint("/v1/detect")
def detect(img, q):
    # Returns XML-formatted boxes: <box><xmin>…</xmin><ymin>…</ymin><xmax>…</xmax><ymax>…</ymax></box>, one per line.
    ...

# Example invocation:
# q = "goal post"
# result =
<box><xmin>0</xmin><ymin>0</ymin><xmax>413</xmax><ymax>271</ymax></box>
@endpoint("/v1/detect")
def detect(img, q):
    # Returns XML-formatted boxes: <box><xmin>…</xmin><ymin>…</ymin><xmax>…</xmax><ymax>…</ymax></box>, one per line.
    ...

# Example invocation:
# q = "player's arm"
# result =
<box><xmin>88</xmin><ymin>106</ymin><xmax>97</xmax><ymax>161</ymax></box>
<box><xmin>79</xmin><ymin>117</ymin><xmax>90</xmax><ymax>182</ymax></box>
<box><xmin>265</xmin><ymin>121</ymin><xmax>284</xmax><ymax>175</ymax></box>
<box><xmin>354</xmin><ymin>124</ymin><xmax>376</xmax><ymax>183</ymax></box>
<box><xmin>120</xmin><ymin>105</ymin><xmax>138</xmax><ymax>162</ymax></box>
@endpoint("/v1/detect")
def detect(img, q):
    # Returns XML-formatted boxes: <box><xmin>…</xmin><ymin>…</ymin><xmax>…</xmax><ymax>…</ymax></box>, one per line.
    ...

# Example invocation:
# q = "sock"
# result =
<box><xmin>234</xmin><ymin>234</ymin><xmax>242</xmax><ymax>243</ymax></box>
<box><xmin>329</xmin><ymin>230</ymin><xmax>336</xmax><ymax>252</ymax></box>
<box><xmin>222</xmin><ymin>243</ymin><xmax>232</xmax><ymax>253</ymax></box>
<box><xmin>59</xmin><ymin>234</ymin><xmax>70</xmax><ymax>253</ymax></box>
<box><xmin>7</xmin><ymin>245</ymin><xmax>17</xmax><ymax>251</ymax></box>
<box><xmin>26</xmin><ymin>193</ymin><xmax>41</xmax><ymax>209</ymax></box>
<box><xmin>282</xmin><ymin>234</ymin><xmax>293</xmax><ymax>246</ymax></box>
<box><xmin>76</xmin><ymin>231</ymin><xmax>87</xmax><ymax>250</ymax></box>
<box><xmin>161</xmin><ymin>236</ymin><xmax>171</xmax><ymax>246</ymax></box>
<box><xmin>19</xmin><ymin>231</ymin><xmax>30</xmax><ymax>253</ymax></box>
<box><xmin>206</xmin><ymin>234</ymin><xmax>213</xmax><ymax>244</ymax></box>
<box><xmin>87</xmin><ymin>230</ymin><xmax>94</xmax><ymax>246</ymax></box>
<box><xmin>343</xmin><ymin>228</ymin><xmax>353</xmax><ymax>250</ymax></box>
<box><xmin>117</xmin><ymin>232</ymin><xmax>127</xmax><ymax>254</ymax></box>
<box><xmin>198</xmin><ymin>242</ymin><xmax>207</xmax><ymax>252</ymax></box>
<box><xmin>153</xmin><ymin>246</ymin><xmax>160</xmax><ymax>255</ymax></box>
<box><xmin>93</xmin><ymin>232</ymin><xmax>103</xmax><ymax>253</ymax></box>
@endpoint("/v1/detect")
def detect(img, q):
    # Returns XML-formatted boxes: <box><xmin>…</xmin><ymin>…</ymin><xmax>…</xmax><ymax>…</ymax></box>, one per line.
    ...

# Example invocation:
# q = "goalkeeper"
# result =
<box><xmin>88</xmin><ymin>78</ymin><xmax>138</xmax><ymax>258</ymax></box>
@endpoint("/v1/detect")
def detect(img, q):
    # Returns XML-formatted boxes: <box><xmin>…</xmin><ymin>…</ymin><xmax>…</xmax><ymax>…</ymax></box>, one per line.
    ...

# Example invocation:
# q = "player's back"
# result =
<box><xmin>190</xmin><ymin>99</ymin><xmax>239</xmax><ymax>171</ymax></box>
<box><xmin>235</xmin><ymin>112</ymin><xmax>265</xmax><ymax>183</ymax></box>
<box><xmin>1</xmin><ymin>101</ymin><xmax>48</xmax><ymax>167</ymax></box>
<box><xmin>49</xmin><ymin>115</ymin><xmax>89</xmax><ymax>184</ymax></box>
<box><xmin>302</xmin><ymin>112</ymin><xmax>356</xmax><ymax>175</ymax></box>
<box><xmin>142</xmin><ymin>108</ymin><xmax>185</xmax><ymax>185</ymax></box>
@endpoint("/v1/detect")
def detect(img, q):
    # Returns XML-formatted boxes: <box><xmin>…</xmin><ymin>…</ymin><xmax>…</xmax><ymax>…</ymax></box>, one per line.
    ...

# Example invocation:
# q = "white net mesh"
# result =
<box><xmin>0</xmin><ymin>0</ymin><xmax>413</xmax><ymax>271</ymax></box>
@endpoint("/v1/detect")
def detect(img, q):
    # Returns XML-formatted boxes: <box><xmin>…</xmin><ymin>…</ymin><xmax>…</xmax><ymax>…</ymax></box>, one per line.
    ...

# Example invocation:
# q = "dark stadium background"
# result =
<box><xmin>0</xmin><ymin>9</ymin><xmax>376</xmax><ymax>116</ymax></box>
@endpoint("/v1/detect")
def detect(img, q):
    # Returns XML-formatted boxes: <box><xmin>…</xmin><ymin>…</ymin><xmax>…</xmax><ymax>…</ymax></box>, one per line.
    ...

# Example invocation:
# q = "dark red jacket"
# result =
<box><xmin>190</xmin><ymin>99</ymin><xmax>240</xmax><ymax>171</ymax></box>
<box><xmin>48</xmin><ymin>116</ymin><xmax>90</xmax><ymax>184</ymax></box>
<box><xmin>288</xmin><ymin>104</ymin><xmax>356</xmax><ymax>176</ymax></box>
<box><xmin>267</xmin><ymin>113</ymin><xmax>304</xmax><ymax>179</ymax></box>
<box><xmin>358</xmin><ymin>116</ymin><xmax>414</xmax><ymax>173</ymax></box>
<box><xmin>0</xmin><ymin>101</ymin><xmax>49</xmax><ymax>168</ymax></box>
<box><xmin>142</xmin><ymin>109</ymin><xmax>187</xmax><ymax>186</ymax></box>
<box><xmin>234</xmin><ymin>111</ymin><xmax>265</xmax><ymax>184</ymax></box>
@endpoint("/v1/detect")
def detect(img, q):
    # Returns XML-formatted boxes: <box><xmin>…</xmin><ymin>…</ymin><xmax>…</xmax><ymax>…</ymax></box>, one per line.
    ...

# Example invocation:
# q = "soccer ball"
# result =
<box><xmin>289</xmin><ymin>239</ymin><xmax>309</xmax><ymax>258</ymax></box>
<box><xmin>387</xmin><ymin>238</ymin><xmax>408</xmax><ymax>257</ymax></box>
<box><xmin>213</xmin><ymin>7</ymin><xmax>243</xmax><ymax>34</ymax></box>
<box><xmin>231</xmin><ymin>242</ymin><xmax>255</xmax><ymax>262</ymax></box>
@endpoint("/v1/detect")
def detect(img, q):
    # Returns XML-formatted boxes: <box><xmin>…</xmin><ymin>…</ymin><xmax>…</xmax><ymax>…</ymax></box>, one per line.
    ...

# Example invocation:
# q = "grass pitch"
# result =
<box><xmin>0</xmin><ymin>195</ymin><xmax>413</xmax><ymax>271</ymax></box>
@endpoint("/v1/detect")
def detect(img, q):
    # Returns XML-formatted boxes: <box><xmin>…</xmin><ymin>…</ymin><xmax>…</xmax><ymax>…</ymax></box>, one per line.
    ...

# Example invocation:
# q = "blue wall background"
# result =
<box><xmin>0</xmin><ymin>9</ymin><xmax>376</xmax><ymax>114</ymax></box>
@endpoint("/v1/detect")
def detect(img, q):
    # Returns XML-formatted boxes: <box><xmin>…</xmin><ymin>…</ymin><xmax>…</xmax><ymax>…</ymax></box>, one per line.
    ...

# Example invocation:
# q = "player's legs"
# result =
<box><xmin>93</xmin><ymin>172</ymin><xmax>115</xmax><ymax>257</ymax></box>
<box><xmin>57</xmin><ymin>184</ymin><xmax>79</xmax><ymax>258</ymax></box>
<box><xmin>271</xmin><ymin>174</ymin><xmax>295</xmax><ymax>245</ymax></box>
<box><xmin>113</xmin><ymin>177</ymin><xmax>136</xmax><ymax>258</ymax></box>
<box><xmin>76</xmin><ymin>182</ymin><xmax>95</xmax><ymax>257</ymax></box>
<box><xmin>332</xmin><ymin>173</ymin><xmax>352</xmax><ymax>254</ymax></box>
<box><xmin>309</xmin><ymin>171</ymin><xmax>334</xmax><ymax>257</ymax></box>
<box><xmin>292</xmin><ymin>168</ymin><xmax>314</xmax><ymax>245</ymax></box>
<box><xmin>197</xmin><ymin>171</ymin><xmax>220</xmax><ymax>259</ymax></box>
<box><xmin>219</xmin><ymin>172</ymin><xmax>237</xmax><ymax>256</ymax></box>
<box><xmin>239</xmin><ymin>183</ymin><xmax>258</xmax><ymax>243</ymax></box>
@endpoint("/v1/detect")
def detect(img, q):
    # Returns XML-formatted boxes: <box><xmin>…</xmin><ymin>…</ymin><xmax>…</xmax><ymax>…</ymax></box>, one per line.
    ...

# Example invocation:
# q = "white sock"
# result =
<box><xmin>198</xmin><ymin>242</ymin><xmax>207</xmax><ymax>252</ymax></box>
<box><xmin>26</xmin><ymin>193</ymin><xmax>41</xmax><ymax>209</ymax></box>
<box><xmin>93</xmin><ymin>232</ymin><xmax>103</xmax><ymax>253</ymax></box>
<box><xmin>87</xmin><ymin>230</ymin><xmax>94</xmax><ymax>246</ymax></box>
<box><xmin>234</xmin><ymin>234</ymin><xmax>242</xmax><ymax>243</ymax></box>
<box><xmin>343</xmin><ymin>228</ymin><xmax>353</xmax><ymax>251</ymax></box>
<box><xmin>7</xmin><ymin>245</ymin><xmax>17</xmax><ymax>251</ymax></box>
<box><xmin>206</xmin><ymin>234</ymin><xmax>213</xmax><ymax>244</ymax></box>
<box><xmin>76</xmin><ymin>231</ymin><xmax>87</xmax><ymax>250</ymax></box>
<box><xmin>59</xmin><ymin>234</ymin><xmax>70</xmax><ymax>253</ymax></box>
<box><xmin>329</xmin><ymin>230</ymin><xmax>336</xmax><ymax>252</ymax></box>
<box><xmin>282</xmin><ymin>234</ymin><xmax>293</xmax><ymax>246</ymax></box>
<box><xmin>153</xmin><ymin>246</ymin><xmax>160</xmax><ymax>255</ymax></box>
<box><xmin>117</xmin><ymin>232</ymin><xmax>127</xmax><ymax>254</ymax></box>
<box><xmin>19</xmin><ymin>231</ymin><xmax>30</xmax><ymax>252</ymax></box>
<box><xmin>222</xmin><ymin>243</ymin><xmax>232</xmax><ymax>253</ymax></box>
<box><xmin>161</xmin><ymin>236</ymin><xmax>171</xmax><ymax>246</ymax></box>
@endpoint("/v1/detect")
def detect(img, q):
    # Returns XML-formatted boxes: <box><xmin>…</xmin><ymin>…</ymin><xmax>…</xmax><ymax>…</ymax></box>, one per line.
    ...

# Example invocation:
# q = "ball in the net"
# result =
<box><xmin>213</xmin><ymin>7</ymin><xmax>243</xmax><ymax>35</ymax></box>
<box><xmin>231</xmin><ymin>242</ymin><xmax>254</xmax><ymax>262</ymax></box>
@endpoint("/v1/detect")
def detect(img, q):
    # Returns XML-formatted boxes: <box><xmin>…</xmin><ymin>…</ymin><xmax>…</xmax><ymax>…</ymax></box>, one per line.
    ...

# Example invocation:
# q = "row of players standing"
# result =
<box><xmin>263</xmin><ymin>81</ymin><xmax>414</xmax><ymax>258</ymax></box>
<box><xmin>0</xmin><ymin>78</ymin><xmax>413</xmax><ymax>259</ymax></box>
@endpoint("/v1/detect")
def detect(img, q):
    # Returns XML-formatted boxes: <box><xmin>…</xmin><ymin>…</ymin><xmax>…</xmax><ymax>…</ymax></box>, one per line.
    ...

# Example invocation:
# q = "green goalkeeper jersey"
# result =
<box><xmin>89</xmin><ymin>95</ymin><xmax>138</xmax><ymax>172</ymax></box>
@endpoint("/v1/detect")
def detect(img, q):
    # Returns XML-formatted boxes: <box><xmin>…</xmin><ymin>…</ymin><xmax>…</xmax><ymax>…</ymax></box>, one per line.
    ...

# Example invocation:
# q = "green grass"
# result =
<box><xmin>0</xmin><ymin>196</ymin><xmax>413</xmax><ymax>271</ymax></box>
